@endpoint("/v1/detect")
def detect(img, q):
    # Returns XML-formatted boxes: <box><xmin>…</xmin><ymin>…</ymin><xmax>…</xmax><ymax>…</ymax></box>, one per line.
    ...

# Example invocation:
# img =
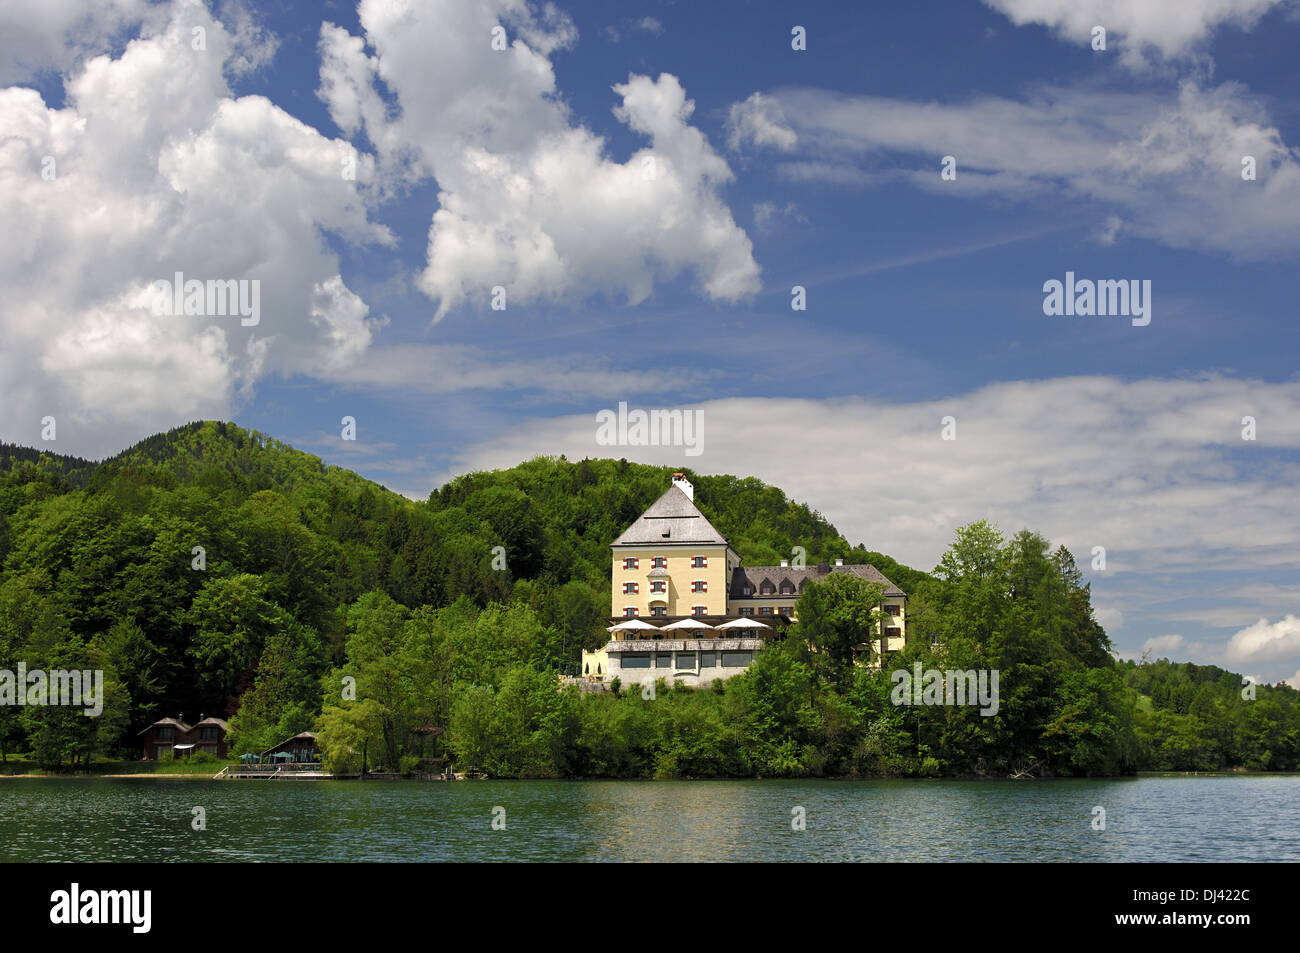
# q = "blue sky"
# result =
<box><xmin>2</xmin><ymin>0</ymin><xmax>1299</xmax><ymax>681</ymax></box>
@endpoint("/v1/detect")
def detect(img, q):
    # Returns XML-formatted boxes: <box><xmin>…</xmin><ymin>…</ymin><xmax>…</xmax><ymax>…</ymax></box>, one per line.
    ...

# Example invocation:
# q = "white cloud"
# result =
<box><xmin>752</xmin><ymin>201</ymin><xmax>805</xmax><ymax>233</ymax></box>
<box><xmin>1224</xmin><ymin>615</ymin><xmax>1300</xmax><ymax>663</ymax></box>
<box><xmin>984</xmin><ymin>0</ymin><xmax>1289</xmax><ymax>67</ymax></box>
<box><xmin>1095</xmin><ymin>606</ymin><xmax>1125</xmax><ymax>632</ymax></box>
<box><xmin>726</xmin><ymin>92</ymin><xmax>797</xmax><ymax>152</ymax></box>
<box><xmin>0</xmin><ymin>0</ymin><xmax>392</xmax><ymax>457</ymax></box>
<box><xmin>1286</xmin><ymin>670</ymin><xmax>1300</xmax><ymax>690</ymax></box>
<box><xmin>1141</xmin><ymin>634</ymin><xmax>1186</xmax><ymax>656</ymax></box>
<box><xmin>318</xmin><ymin>0</ymin><xmax>760</xmax><ymax>321</ymax></box>
<box><xmin>730</xmin><ymin>81</ymin><xmax>1300</xmax><ymax>260</ymax></box>
<box><xmin>0</xmin><ymin>0</ymin><xmax>153</xmax><ymax>83</ymax></box>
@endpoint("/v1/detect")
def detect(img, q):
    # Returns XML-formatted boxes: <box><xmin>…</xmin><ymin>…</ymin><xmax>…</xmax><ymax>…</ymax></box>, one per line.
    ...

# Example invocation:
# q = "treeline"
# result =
<box><xmin>1</xmin><ymin>422</ymin><xmax>1295</xmax><ymax>775</ymax></box>
<box><xmin>0</xmin><ymin>421</ymin><xmax>861</xmax><ymax>766</ymax></box>
<box><xmin>302</xmin><ymin>523</ymin><xmax>1300</xmax><ymax>778</ymax></box>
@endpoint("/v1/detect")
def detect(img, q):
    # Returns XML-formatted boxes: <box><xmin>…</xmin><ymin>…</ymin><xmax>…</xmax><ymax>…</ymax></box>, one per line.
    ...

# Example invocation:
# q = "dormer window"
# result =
<box><xmin>742</xmin><ymin>585</ymin><xmax>753</xmax><ymax>596</ymax></box>
<box><xmin>760</xmin><ymin>582</ymin><xmax>775</xmax><ymax>596</ymax></box>
<box><xmin>780</xmin><ymin>582</ymin><xmax>795</xmax><ymax>595</ymax></box>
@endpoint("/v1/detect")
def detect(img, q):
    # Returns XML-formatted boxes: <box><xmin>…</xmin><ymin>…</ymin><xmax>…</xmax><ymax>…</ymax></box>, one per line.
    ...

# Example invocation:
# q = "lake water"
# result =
<box><xmin>1</xmin><ymin>775</ymin><xmax>1296</xmax><ymax>862</ymax></box>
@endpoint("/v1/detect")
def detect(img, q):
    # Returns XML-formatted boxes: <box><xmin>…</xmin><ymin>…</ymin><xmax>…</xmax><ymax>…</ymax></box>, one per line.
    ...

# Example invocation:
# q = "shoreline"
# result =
<box><xmin>1</xmin><ymin>769</ymin><xmax>1292</xmax><ymax>781</ymax></box>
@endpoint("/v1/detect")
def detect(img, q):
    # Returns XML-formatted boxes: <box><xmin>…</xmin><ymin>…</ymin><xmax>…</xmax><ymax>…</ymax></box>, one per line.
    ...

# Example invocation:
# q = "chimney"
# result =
<box><xmin>780</xmin><ymin>559</ymin><xmax>788</xmax><ymax>567</ymax></box>
<box><xmin>671</xmin><ymin>472</ymin><xmax>693</xmax><ymax>501</ymax></box>
<box><xmin>834</xmin><ymin>558</ymin><xmax>843</xmax><ymax>567</ymax></box>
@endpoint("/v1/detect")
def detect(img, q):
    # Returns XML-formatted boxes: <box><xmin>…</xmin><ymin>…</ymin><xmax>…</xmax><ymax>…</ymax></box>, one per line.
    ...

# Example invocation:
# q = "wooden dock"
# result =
<box><xmin>214</xmin><ymin>764</ymin><xmax>334</xmax><ymax>780</ymax></box>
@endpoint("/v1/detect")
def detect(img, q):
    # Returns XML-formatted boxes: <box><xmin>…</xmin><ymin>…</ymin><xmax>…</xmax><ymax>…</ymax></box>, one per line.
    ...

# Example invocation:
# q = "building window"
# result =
<box><xmin>623</xmin><ymin>606</ymin><xmax>638</xmax><ymax>618</ymax></box>
<box><xmin>156</xmin><ymin>727</ymin><xmax>174</xmax><ymax>742</ymax></box>
<box><xmin>692</xmin><ymin>580</ymin><xmax>707</xmax><ymax>593</ymax></box>
<box><xmin>886</xmin><ymin>604</ymin><xmax>901</xmax><ymax>617</ymax></box>
<box><xmin>760</xmin><ymin>583</ymin><xmax>774</xmax><ymax>595</ymax></box>
<box><xmin>622</xmin><ymin>654</ymin><xmax>651</xmax><ymax>668</ymax></box>
<box><xmin>721</xmin><ymin>651</ymin><xmax>754</xmax><ymax>668</ymax></box>
<box><xmin>886</xmin><ymin>627</ymin><xmax>901</xmax><ymax>639</ymax></box>
<box><xmin>655</xmin><ymin>654</ymin><xmax>672</xmax><ymax>669</ymax></box>
<box><xmin>651</xmin><ymin>580</ymin><xmax>666</xmax><ymax>593</ymax></box>
<box><xmin>651</xmin><ymin>606</ymin><xmax>667</xmax><ymax>617</ymax></box>
<box><xmin>623</xmin><ymin>557</ymin><xmax>639</xmax><ymax>570</ymax></box>
<box><xmin>742</xmin><ymin>585</ymin><xmax>753</xmax><ymax>596</ymax></box>
<box><xmin>780</xmin><ymin>583</ymin><xmax>795</xmax><ymax>595</ymax></box>
<box><xmin>200</xmin><ymin>745</ymin><xmax>218</xmax><ymax>755</ymax></box>
<box><xmin>700</xmin><ymin>652</ymin><xmax>717</xmax><ymax>668</ymax></box>
<box><xmin>652</xmin><ymin>557</ymin><xmax>667</xmax><ymax>569</ymax></box>
<box><xmin>623</xmin><ymin>581</ymin><xmax>639</xmax><ymax>594</ymax></box>
<box><xmin>692</xmin><ymin>555</ymin><xmax>707</xmax><ymax>568</ymax></box>
<box><xmin>759</xmin><ymin>607</ymin><xmax>773</xmax><ymax>616</ymax></box>
<box><xmin>199</xmin><ymin>727</ymin><xmax>218</xmax><ymax>741</ymax></box>
<box><xmin>779</xmin><ymin>607</ymin><xmax>791</xmax><ymax>616</ymax></box>
<box><xmin>676</xmin><ymin>652</ymin><xmax>697</xmax><ymax>670</ymax></box>
<box><xmin>739</xmin><ymin>607</ymin><xmax>754</xmax><ymax>617</ymax></box>
<box><xmin>692</xmin><ymin>605</ymin><xmax>707</xmax><ymax>617</ymax></box>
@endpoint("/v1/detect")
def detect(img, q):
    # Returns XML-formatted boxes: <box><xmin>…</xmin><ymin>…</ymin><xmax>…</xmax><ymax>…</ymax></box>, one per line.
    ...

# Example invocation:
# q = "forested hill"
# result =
<box><xmin>0</xmin><ymin>421</ymin><xmax>901</xmax><ymax>733</ymax></box>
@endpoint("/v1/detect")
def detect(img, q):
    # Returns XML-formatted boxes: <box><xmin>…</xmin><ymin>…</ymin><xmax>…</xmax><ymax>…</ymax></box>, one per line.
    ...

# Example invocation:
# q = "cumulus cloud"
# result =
<box><xmin>0</xmin><ymin>0</ymin><xmax>154</xmax><ymax>83</ymax></box>
<box><xmin>1141</xmin><ymin>634</ymin><xmax>1187</xmax><ymax>656</ymax></box>
<box><xmin>728</xmin><ymin>81</ymin><xmax>1300</xmax><ymax>260</ymax></box>
<box><xmin>0</xmin><ymin>0</ymin><xmax>392</xmax><ymax>456</ymax></box>
<box><xmin>318</xmin><ymin>0</ymin><xmax>760</xmax><ymax>321</ymax></box>
<box><xmin>983</xmin><ymin>0</ymin><xmax>1289</xmax><ymax>67</ymax></box>
<box><xmin>1224</xmin><ymin>615</ymin><xmax>1300</xmax><ymax>663</ymax></box>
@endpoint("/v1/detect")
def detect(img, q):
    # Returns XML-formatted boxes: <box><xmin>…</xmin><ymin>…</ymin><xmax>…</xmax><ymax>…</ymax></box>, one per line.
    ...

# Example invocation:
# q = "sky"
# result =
<box><xmin>1</xmin><ymin>0</ymin><xmax>1299</xmax><ymax>684</ymax></box>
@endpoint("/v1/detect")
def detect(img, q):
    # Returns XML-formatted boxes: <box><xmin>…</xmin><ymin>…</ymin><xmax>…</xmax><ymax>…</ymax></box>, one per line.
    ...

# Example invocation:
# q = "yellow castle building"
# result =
<box><xmin>581</xmin><ymin>474</ymin><xmax>906</xmax><ymax>686</ymax></box>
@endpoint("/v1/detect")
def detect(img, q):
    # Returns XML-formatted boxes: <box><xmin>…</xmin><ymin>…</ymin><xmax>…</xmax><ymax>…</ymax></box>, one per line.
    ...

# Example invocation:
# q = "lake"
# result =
<box><xmin>1</xmin><ymin>775</ymin><xmax>1296</xmax><ymax>862</ymax></box>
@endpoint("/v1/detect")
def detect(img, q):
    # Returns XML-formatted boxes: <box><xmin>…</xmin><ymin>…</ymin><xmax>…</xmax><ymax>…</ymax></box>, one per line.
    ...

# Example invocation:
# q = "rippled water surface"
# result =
<box><xmin>1</xmin><ymin>775</ymin><xmax>1295</xmax><ymax>862</ymax></box>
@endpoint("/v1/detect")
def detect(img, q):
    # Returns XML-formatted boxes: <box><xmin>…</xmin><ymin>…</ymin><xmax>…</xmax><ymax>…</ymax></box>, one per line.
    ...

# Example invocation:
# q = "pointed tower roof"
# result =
<box><xmin>612</xmin><ymin>485</ymin><xmax>729</xmax><ymax>547</ymax></box>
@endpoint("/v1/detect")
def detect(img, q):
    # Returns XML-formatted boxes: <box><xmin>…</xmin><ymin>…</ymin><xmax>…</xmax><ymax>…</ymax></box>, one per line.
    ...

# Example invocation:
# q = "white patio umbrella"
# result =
<box><xmin>607</xmin><ymin>618</ymin><xmax>659</xmax><ymax>633</ymax></box>
<box><xmin>715</xmin><ymin>617</ymin><xmax>771</xmax><ymax>630</ymax></box>
<box><xmin>661</xmin><ymin>617</ymin><xmax>715</xmax><ymax>631</ymax></box>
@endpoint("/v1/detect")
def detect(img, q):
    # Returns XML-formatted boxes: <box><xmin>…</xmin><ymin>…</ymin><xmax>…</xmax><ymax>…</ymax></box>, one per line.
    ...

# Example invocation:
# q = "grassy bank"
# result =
<box><xmin>0</xmin><ymin>756</ymin><xmax>239</xmax><ymax>777</ymax></box>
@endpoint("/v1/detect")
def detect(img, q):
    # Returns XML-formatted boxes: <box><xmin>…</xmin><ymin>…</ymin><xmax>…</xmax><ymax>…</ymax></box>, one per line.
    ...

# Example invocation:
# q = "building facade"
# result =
<box><xmin>583</xmin><ymin>474</ymin><xmax>907</xmax><ymax>687</ymax></box>
<box><xmin>138</xmin><ymin>715</ymin><xmax>230</xmax><ymax>760</ymax></box>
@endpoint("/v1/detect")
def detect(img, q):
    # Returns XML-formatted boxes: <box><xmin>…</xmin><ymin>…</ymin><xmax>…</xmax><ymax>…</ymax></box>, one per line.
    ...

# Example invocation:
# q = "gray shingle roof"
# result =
<box><xmin>611</xmin><ymin>485</ymin><xmax>730</xmax><ymax>547</ymax></box>
<box><xmin>730</xmin><ymin>563</ymin><xmax>905</xmax><ymax>598</ymax></box>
